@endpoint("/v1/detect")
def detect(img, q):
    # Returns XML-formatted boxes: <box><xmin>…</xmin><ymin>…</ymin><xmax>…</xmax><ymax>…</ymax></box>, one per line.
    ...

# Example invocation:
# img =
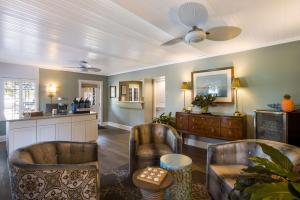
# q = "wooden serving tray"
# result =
<box><xmin>137</xmin><ymin>167</ymin><xmax>168</xmax><ymax>185</ymax></box>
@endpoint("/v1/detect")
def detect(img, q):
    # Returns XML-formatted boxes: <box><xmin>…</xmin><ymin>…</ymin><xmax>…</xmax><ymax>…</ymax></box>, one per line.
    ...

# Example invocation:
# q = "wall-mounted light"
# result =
<box><xmin>47</xmin><ymin>84</ymin><xmax>57</xmax><ymax>104</ymax></box>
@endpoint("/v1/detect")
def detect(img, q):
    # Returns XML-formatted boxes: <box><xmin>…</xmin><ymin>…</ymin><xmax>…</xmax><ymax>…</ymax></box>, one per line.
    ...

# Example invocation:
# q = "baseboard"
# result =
<box><xmin>184</xmin><ymin>138</ymin><xmax>208</xmax><ymax>149</ymax></box>
<box><xmin>104</xmin><ymin>122</ymin><xmax>132</xmax><ymax>131</ymax></box>
<box><xmin>0</xmin><ymin>135</ymin><xmax>6</xmax><ymax>143</ymax></box>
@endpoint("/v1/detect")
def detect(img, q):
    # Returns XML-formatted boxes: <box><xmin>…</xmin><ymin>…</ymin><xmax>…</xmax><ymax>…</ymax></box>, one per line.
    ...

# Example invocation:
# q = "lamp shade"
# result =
<box><xmin>232</xmin><ymin>78</ymin><xmax>241</xmax><ymax>88</ymax></box>
<box><xmin>47</xmin><ymin>84</ymin><xmax>57</xmax><ymax>96</ymax></box>
<box><xmin>180</xmin><ymin>82</ymin><xmax>191</xmax><ymax>90</ymax></box>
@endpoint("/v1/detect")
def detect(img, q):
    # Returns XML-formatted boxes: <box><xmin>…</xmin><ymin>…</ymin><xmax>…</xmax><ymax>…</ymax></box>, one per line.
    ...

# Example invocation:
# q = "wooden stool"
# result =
<box><xmin>132</xmin><ymin>168</ymin><xmax>174</xmax><ymax>200</ymax></box>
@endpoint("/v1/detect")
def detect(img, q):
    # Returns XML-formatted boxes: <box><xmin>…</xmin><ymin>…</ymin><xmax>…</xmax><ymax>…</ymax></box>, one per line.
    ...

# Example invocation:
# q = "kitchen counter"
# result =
<box><xmin>6</xmin><ymin>112</ymin><xmax>97</xmax><ymax>122</ymax></box>
<box><xmin>6</xmin><ymin>112</ymin><xmax>98</xmax><ymax>155</ymax></box>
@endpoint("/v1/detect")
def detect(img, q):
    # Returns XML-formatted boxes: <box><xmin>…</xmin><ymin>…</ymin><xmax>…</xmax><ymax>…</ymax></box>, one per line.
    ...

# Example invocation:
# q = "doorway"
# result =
<box><xmin>78</xmin><ymin>80</ymin><xmax>103</xmax><ymax>125</ymax></box>
<box><xmin>153</xmin><ymin>76</ymin><xmax>166</xmax><ymax>117</ymax></box>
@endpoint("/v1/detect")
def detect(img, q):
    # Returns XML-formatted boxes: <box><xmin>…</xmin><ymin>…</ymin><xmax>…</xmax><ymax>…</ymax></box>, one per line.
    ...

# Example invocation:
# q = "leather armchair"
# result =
<box><xmin>9</xmin><ymin>141</ymin><xmax>99</xmax><ymax>200</ymax></box>
<box><xmin>207</xmin><ymin>139</ymin><xmax>300</xmax><ymax>200</ymax></box>
<box><xmin>129</xmin><ymin>123</ymin><xmax>182</xmax><ymax>175</ymax></box>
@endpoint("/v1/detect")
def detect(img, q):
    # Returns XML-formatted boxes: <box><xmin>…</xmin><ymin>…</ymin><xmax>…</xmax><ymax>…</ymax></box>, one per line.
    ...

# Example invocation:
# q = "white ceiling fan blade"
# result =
<box><xmin>206</xmin><ymin>26</ymin><xmax>241</xmax><ymax>41</ymax></box>
<box><xmin>86</xmin><ymin>67</ymin><xmax>101</xmax><ymax>72</ymax></box>
<box><xmin>178</xmin><ymin>2</ymin><xmax>208</xmax><ymax>27</ymax></box>
<box><xmin>161</xmin><ymin>37</ymin><xmax>184</xmax><ymax>46</ymax></box>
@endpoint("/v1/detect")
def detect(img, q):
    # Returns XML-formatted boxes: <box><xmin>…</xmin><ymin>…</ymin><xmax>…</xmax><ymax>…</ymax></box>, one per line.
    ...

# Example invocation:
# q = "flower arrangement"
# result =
<box><xmin>191</xmin><ymin>94</ymin><xmax>216</xmax><ymax>113</ymax></box>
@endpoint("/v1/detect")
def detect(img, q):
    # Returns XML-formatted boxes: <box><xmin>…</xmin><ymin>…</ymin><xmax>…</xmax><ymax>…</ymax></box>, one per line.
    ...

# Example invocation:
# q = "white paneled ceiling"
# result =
<box><xmin>0</xmin><ymin>0</ymin><xmax>300</xmax><ymax>75</ymax></box>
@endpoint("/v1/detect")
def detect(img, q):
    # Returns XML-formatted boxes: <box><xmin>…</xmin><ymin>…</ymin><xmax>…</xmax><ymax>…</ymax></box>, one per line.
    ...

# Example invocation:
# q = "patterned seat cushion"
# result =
<box><xmin>210</xmin><ymin>164</ymin><xmax>246</xmax><ymax>189</ymax></box>
<box><xmin>136</xmin><ymin>144</ymin><xmax>172</xmax><ymax>159</ymax></box>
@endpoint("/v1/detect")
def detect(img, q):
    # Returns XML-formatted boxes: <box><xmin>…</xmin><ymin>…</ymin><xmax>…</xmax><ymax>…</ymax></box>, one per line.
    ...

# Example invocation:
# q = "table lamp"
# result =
<box><xmin>180</xmin><ymin>82</ymin><xmax>191</xmax><ymax>112</ymax></box>
<box><xmin>232</xmin><ymin>78</ymin><xmax>242</xmax><ymax>116</ymax></box>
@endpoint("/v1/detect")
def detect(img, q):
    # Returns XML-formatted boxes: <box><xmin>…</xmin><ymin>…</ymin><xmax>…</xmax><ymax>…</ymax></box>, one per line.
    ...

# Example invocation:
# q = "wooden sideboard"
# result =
<box><xmin>176</xmin><ymin>112</ymin><xmax>246</xmax><ymax>140</ymax></box>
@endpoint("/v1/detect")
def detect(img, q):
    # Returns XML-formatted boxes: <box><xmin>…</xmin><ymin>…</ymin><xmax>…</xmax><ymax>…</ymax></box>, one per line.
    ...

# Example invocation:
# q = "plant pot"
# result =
<box><xmin>192</xmin><ymin>106</ymin><xmax>201</xmax><ymax>113</ymax></box>
<box><xmin>201</xmin><ymin>106</ymin><xmax>209</xmax><ymax>114</ymax></box>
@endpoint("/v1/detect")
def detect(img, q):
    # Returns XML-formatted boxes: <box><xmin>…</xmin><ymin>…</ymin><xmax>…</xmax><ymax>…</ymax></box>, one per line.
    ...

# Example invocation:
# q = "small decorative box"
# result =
<box><xmin>137</xmin><ymin>167</ymin><xmax>168</xmax><ymax>185</ymax></box>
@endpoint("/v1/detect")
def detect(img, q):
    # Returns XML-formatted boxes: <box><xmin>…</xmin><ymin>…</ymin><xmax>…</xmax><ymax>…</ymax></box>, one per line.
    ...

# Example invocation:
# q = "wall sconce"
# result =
<box><xmin>47</xmin><ymin>84</ymin><xmax>57</xmax><ymax>104</ymax></box>
<box><xmin>232</xmin><ymin>78</ymin><xmax>242</xmax><ymax>116</ymax></box>
<box><xmin>180</xmin><ymin>81</ymin><xmax>191</xmax><ymax>112</ymax></box>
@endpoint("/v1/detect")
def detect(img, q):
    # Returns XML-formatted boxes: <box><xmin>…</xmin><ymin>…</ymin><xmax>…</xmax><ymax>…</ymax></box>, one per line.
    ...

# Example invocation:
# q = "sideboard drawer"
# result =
<box><xmin>221</xmin><ymin>128</ymin><xmax>243</xmax><ymax>139</ymax></box>
<box><xmin>190</xmin><ymin>115</ymin><xmax>220</xmax><ymax>127</ymax></box>
<box><xmin>221</xmin><ymin>118</ymin><xmax>243</xmax><ymax>129</ymax></box>
<box><xmin>189</xmin><ymin>126</ymin><xmax>220</xmax><ymax>137</ymax></box>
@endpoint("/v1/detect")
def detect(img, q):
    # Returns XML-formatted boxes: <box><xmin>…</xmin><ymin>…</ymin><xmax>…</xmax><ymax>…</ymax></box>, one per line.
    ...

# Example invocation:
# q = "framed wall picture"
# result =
<box><xmin>121</xmin><ymin>85</ymin><xmax>127</xmax><ymax>95</ymax></box>
<box><xmin>110</xmin><ymin>86</ymin><xmax>116</xmax><ymax>98</ymax></box>
<box><xmin>191</xmin><ymin>67</ymin><xmax>234</xmax><ymax>103</ymax></box>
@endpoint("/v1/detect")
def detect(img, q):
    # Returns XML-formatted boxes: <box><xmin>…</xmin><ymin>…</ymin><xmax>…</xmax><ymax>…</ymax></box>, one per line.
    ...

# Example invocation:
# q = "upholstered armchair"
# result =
<box><xmin>207</xmin><ymin>139</ymin><xmax>300</xmax><ymax>200</ymax></box>
<box><xmin>9</xmin><ymin>141</ymin><xmax>99</xmax><ymax>200</ymax></box>
<box><xmin>129</xmin><ymin>123</ymin><xmax>182</xmax><ymax>175</ymax></box>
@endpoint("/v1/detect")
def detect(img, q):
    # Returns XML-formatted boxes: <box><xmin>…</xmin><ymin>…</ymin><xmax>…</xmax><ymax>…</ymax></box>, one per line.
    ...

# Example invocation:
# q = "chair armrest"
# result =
<box><xmin>165</xmin><ymin>125</ymin><xmax>183</xmax><ymax>153</ymax></box>
<box><xmin>9</xmin><ymin>163</ymin><xmax>99</xmax><ymax>200</ymax></box>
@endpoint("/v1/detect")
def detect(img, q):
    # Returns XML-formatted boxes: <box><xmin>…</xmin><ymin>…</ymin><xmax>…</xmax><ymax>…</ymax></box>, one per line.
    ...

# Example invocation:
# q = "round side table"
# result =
<box><xmin>160</xmin><ymin>154</ymin><xmax>192</xmax><ymax>200</ymax></box>
<box><xmin>132</xmin><ymin>168</ymin><xmax>174</xmax><ymax>200</ymax></box>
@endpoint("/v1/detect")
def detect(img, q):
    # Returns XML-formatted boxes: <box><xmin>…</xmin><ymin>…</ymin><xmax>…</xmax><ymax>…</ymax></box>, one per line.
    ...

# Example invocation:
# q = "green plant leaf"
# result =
<box><xmin>288</xmin><ymin>182</ymin><xmax>300</xmax><ymax>198</ymax></box>
<box><xmin>249</xmin><ymin>156</ymin><xmax>290</xmax><ymax>177</ymax></box>
<box><xmin>246</xmin><ymin>183</ymin><xmax>299</xmax><ymax>200</ymax></box>
<box><xmin>243</xmin><ymin>166</ymin><xmax>275</xmax><ymax>175</ymax></box>
<box><xmin>258</xmin><ymin>143</ymin><xmax>294</xmax><ymax>172</ymax></box>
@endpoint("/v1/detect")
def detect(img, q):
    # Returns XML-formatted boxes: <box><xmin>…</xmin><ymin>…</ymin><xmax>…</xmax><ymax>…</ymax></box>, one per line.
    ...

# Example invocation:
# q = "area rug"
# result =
<box><xmin>100</xmin><ymin>167</ymin><xmax>211</xmax><ymax>200</ymax></box>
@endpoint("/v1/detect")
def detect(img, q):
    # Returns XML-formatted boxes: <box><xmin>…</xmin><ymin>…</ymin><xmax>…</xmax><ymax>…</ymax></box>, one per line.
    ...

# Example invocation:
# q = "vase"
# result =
<box><xmin>201</xmin><ymin>106</ymin><xmax>209</xmax><ymax>114</ymax></box>
<box><xmin>192</xmin><ymin>106</ymin><xmax>201</xmax><ymax>113</ymax></box>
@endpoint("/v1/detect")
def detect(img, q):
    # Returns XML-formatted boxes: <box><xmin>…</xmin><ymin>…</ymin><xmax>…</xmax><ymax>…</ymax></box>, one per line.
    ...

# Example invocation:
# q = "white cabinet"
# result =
<box><xmin>6</xmin><ymin>114</ymin><xmax>98</xmax><ymax>155</ymax></box>
<box><xmin>56</xmin><ymin>123</ymin><xmax>72</xmax><ymax>141</ymax></box>
<box><xmin>11</xmin><ymin>127</ymin><xmax>36</xmax><ymax>153</ymax></box>
<box><xmin>71</xmin><ymin>121</ymin><xmax>86</xmax><ymax>142</ymax></box>
<box><xmin>37</xmin><ymin>125</ymin><xmax>56</xmax><ymax>142</ymax></box>
<box><xmin>85</xmin><ymin>120</ymin><xmax>98</xmax><ymax>142</ymax></box>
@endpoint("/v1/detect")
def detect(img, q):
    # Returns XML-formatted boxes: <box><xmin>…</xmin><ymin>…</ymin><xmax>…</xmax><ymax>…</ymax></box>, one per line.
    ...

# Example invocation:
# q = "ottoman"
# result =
<box><xmin>160</xmin><ymin>154</ymin><xmax>192</xmax><ymax>200</ymax></box>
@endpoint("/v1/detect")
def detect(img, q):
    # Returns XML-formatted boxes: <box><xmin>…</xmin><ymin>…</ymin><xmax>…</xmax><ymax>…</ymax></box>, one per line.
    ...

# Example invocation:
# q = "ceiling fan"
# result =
<box><xmin>65</xmin><ymin>60</ymin><xmax>101</xmax><ymax>72</ymax></box>
<box><xmin>161</xmin><ymin>2</ymin><xmax>241</xmax><ymax>46</ymax></box>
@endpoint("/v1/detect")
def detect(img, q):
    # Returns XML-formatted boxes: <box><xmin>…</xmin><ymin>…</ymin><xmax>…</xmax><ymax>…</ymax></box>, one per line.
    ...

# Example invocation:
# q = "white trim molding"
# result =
<box><xmin>0</xmin><ymin>135</ymin><xmax>6</xmax><ymax>142</ymax></box>
<box><xmin>103</xmin><ymin>122</ymin><xmax>132</xmax><ymax>131</ymax></box>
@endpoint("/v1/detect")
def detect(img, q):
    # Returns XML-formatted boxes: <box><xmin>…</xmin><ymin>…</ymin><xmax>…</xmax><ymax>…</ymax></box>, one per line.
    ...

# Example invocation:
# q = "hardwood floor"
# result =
<box><xmin>0</xmin><ymin>126</ymin><xmax>207</xmax><ymax>200</ymax></box>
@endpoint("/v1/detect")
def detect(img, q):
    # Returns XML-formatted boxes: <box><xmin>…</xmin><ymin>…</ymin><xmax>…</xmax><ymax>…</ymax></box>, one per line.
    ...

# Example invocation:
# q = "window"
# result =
<box><xmin>128</xmin><ymin>84</ymin><xmax>139</xmax><ymax>102</ymax></box>
<box><xmin>3</xmin><ymin>79</ymin><xmax>37</xmax><ymax>120</ymax></box>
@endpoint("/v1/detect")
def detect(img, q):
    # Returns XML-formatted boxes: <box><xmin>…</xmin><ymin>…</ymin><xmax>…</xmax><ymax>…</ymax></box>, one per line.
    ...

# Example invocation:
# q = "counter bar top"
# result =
<box><xmin>6</xmin><ymin>112</ymin><xmax>97</xmax><ymax>122</ymax></box>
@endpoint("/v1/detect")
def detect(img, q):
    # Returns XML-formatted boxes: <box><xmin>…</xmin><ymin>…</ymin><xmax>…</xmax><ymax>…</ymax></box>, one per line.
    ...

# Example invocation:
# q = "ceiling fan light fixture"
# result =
<box><xmin>184</xmin><ymin>30</ymin><xmax>206</xmax><ymax>44</ymax></box>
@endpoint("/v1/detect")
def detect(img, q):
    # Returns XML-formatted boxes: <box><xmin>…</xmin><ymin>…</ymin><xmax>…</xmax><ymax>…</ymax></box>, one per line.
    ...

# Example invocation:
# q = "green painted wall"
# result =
<box><xmin>39</xmin><ymin>69</ymin><xmax>108</xmax><ymax>121</ymax></box>
<box><xmin>108</xmin><ymin>41</ymin><xmax>300</xmax><ymax>137</ymax></box>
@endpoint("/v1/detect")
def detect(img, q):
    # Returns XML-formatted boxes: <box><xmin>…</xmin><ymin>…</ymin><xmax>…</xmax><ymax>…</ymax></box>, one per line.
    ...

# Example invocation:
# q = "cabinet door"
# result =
<box><xmin>12</xmin><ymin>127</ymin><xmax>36</xmax><ymax>153</ymax></box>
<box><xmin>56</xmin><ymin>123</ymin><xmax>72</xmax><ymax>141</ymax></box>
<box><xmin>37</xmin><ymin>125</ymin><xmax>56</xmax><ymax>142</ymax></box>
<box><xmin>176</xmin><ymin>113</ymin><xmax>189</xmax><ymax>130</ymax></box>
<box><xmin>85</xmin><ymin>120</ymin><xmax>98</xmax><ymax>142</ymax></box>
<box><xmin>71</xmin><ymin>122</ymin><xmax>85</xmax><ymax>142</ymax></box>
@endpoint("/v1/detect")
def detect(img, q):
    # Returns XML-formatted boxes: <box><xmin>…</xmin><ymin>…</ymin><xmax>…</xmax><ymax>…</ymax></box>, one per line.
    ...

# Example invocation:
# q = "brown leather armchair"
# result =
<box><xmin>9</xmin><ymin>141</ymin><xmax>99</xmax><ymax>200</ymax></box>
<box><xmin>129</xmin><ymin>123</ymin><xmax>182</xmax><ymax>175</ymax></box>
<box><xmin>207</xmin><ymin>139</ymin><xmax>300</xmax><ymax>200</ymax></box>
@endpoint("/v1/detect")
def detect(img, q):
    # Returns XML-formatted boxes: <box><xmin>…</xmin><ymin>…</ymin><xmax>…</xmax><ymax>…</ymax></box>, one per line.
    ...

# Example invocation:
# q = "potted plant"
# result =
<box><xmin>191</xmin><ymin>94</ymin><xmax>216</xmax><ymax>114</ymax></box>
<box><xmin>152</xmin><ymin>112</ymin><xmax>176</xmax><ymax>127</ymax></box>
<box><xmin>230</xmin><ymin>143</ymin><xmax>300</xmax><ymax>200</ymax></box>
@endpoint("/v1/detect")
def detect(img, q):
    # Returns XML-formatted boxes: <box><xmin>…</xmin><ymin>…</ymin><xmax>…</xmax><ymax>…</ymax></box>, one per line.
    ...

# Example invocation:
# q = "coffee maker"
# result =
<box><xmin>57</xmin><ymin>97</ymin><xmax>68</xmax><ymax>115</ymax></box>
